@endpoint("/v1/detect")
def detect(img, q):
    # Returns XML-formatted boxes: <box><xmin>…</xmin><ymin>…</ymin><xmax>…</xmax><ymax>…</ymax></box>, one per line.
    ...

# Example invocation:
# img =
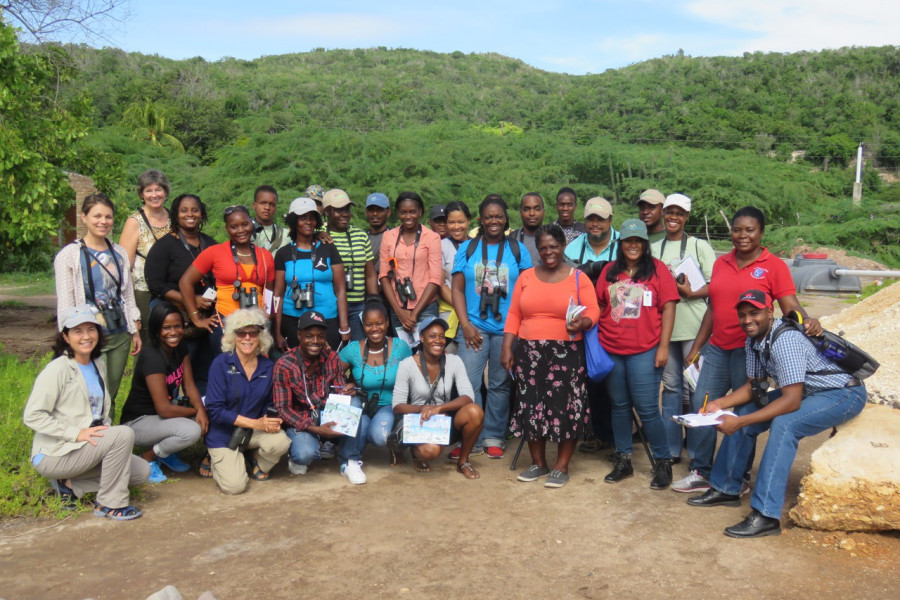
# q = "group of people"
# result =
<box><xmin>24</xmin><ymin>173</ymin><xmax>867</xmax><ymax>537</ymax></box>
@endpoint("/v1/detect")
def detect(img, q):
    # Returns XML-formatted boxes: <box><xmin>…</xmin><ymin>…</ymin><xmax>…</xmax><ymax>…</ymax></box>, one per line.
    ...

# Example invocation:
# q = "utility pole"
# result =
<box><xmin>852</xmin><ymin>143</ymin><xmax>864</xmax><ymax>206</ymax></box>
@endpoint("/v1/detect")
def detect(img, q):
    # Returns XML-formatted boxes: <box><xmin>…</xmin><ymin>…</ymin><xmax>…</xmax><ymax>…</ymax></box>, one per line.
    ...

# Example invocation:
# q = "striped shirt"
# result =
<box><xmin>328</xmin><ymin>225</ymin><xmax>374</xmax><ymax>303</ymax></box>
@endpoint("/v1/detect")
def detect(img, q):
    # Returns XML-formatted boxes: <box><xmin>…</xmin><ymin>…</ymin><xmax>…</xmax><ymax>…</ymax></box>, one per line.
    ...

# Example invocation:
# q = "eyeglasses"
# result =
<box><xmin>224</xmin><ymin>205</ymin><xmax>250</xmax><ymax>217</ymax></box>
<box><xmin>235</xmin><ymin>328</ymin><xmax>261</xmax><ymax>339</ymax></box>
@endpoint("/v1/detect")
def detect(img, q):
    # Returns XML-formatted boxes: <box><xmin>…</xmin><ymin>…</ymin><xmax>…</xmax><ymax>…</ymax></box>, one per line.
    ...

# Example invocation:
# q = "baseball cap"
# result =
<box><xmin>366</xmin><ymin>193</ymin><xmax>390</xmax><ymax>209</ymax></box>
<box><xmin>58</xmin><ymin>304</ymin><xmax>101</xmax><ymax>331</ymax></box>
<box><xmin>296</xmin><ymin>311</ymin><xmax>328</xmax><ymax>331</ymax></box>
<box><xmin>584</xmin><ymin>197</ymin><xmax>612</xmax><ymax>219</ymax></box>
<box><xmin>735</xmin><ymin>289</ymin><xmax>772</xmax><ymax>309</ymax></box>
<box><xmin>638</xmin><ymin>189</ymin><xmax>665</xmax><ymax>206</ymax></box>
<box><xmin>619</xmin><ymin>218</ymin><xmax>649</xmax><ymax>241</ymax></box>
<box><xmin>664</xmin><ymin>193</ymin><xmax>692</xmax><ymax>212</ymax></box>
<box><xmin>429</xmin><ymin>204</ymin><xmax>447</xmax><ymax>220</ymax></box>
<box><xmin>417</xmin><ymin>316</ymin><xmax>450</xmax><ymax>335</ymax></box>
<box><xmin>322</xmin><ymin>188</ymin><xmax>352</xmax><ymax>209</ymax></box>
<box><xmin>226</xmin><ymin>307</ymin><xmax>269</xmax><ymax>331</ymax></box>
<box><xmin>305</xmin><ymin>184</ymin><xmax>325</xmax><ymax>200</ymax></box>
<box><xmin>287</xmin><ymin>197</ymin><xmax>318</xmax><ymax>217</ymax></box>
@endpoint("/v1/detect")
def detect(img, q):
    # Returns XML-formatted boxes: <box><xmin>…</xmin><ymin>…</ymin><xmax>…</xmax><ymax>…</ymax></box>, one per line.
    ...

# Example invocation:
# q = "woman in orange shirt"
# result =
<box><xmin>500</xmin><ymin>225</ymin><xmax>599</xmax><ymax>489</ymax></box>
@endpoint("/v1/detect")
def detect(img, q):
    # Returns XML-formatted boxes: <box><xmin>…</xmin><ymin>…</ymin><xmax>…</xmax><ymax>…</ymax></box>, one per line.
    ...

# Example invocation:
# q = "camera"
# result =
<box><xmin>576</xmin><ymin>260</ymin><xmax>609</xmax><ymax>284</ymax></box>
<box><xmin>395</xmin><ymin>277</ymin><xmax>416</xmax><ymax>304</ymax></box>
<box><xmin>291</xmin><ymin>281</ymin><xmax>315</xmax><ymax>309</ymax></box>
<box><xmin>345</xmin><ymin>268</ymin><xmax>355</xmax><ymax>291</ymax></box>
<box><xmin>750</xmin><ymin>378</ymin><xmax>771</xmax><ymax>406</ymax></box>
<box><xmin>100</xmin><ymin>300</ymin><xmax>125</xmax><ymax>330</ymax></box>
<box><xmin>479</xmin><ymin>287</ymin><xmax>502</xmax><ymax>321</ymax></box>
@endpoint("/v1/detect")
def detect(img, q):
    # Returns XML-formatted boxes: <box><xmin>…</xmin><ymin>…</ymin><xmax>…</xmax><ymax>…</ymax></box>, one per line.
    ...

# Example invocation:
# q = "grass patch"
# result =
<box><xmin>0</xmin><ymin>346</ymin><xmax>136</xmax><ymax>519</ymax></box>
<box><xmin>0</xmin><ymin>271</ymin><xmax>55</xmax><ymax>296</ymax></box>
<box><xmin>845</xmin><ymin>278</ymin><xmax>898</xmax><ymax>303</ymax></box>
<box><xmin>0</xmin><ymin>300</ymin><xmax>26</xmax><ymax>308</ymax></box>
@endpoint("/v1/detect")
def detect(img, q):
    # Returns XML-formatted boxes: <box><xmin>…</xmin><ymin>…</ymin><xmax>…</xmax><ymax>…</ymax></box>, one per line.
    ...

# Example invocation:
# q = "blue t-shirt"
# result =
<box><xmin>77</xmin><ymin>362</ymin><xmax>105</xmax><ymax>422</ymax></box>
<box><xmin>339</xmin><ymin>338</ymin><xmax>411</xmax><ymax>407</ymax></box>
<box><xmin>452</xmin><ymin>238</ymin><xmax>532</xmax><ymax>334</ymax></box>
<box><xmin>274</xmin><ymin>242</ymin><xmax>343</xmax><ymax>319</ymax></box>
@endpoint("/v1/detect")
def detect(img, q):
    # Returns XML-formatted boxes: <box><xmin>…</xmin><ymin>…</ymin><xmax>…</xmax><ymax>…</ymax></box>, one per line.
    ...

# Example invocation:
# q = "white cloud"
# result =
<box><xmin>687</xmin><ymin>0</ymin><xmax>900</xmax><ymax>54</ymax></box>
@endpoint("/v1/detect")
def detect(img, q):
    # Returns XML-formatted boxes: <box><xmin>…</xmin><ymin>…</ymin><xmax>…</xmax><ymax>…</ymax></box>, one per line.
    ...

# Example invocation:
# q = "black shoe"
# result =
<box><xmin>671</xmin><ymin>457</ymin><xmax>682</xmax><ymax>465</ymax></box>
<box><xmin>687</xmin><ymin>488</ymin><xmax>742</xmax><ymax>507</ymax></box>
<box><xmin>604</xmin><ymin>453</ymin><xmax>633</xmax><ymax>483</ymax></box>
<box><xmin>649</xmin><ymin>459</ymin><xmax>673</xmax><ymax>490</ymax></box>
<box><xmin>724</xmin><ymin>509</ymin><xmax>781</xmax><ymax>538</ymax></box>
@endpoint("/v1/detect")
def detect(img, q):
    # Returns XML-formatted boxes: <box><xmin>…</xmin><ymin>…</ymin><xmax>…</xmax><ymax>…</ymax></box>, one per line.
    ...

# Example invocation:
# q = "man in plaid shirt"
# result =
<box><xmin>273</xmin><ymin>311</ymin><xmax>368</xmax><ymax>484</ymax></box>
<box><xmin>687</xmin><ymin>289</ymin><xmax>867</xmax><ymax>538</ymax></box>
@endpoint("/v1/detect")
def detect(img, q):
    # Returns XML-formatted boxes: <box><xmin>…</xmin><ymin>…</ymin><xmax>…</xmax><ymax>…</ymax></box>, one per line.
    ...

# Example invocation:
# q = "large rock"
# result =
<box><xmin>790</xmin><ymin>405</ymin><xmax>900</xmax><ymax>531</ymax></box>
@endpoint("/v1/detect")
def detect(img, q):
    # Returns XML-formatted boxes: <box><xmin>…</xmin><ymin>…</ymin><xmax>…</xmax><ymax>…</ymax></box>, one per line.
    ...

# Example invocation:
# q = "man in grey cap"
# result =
<box><xmin>428</xmin><ymin>204</ymin><xmax>448</xmax><ymax>239</ymax></box>
<box><xmin>637</xmin><ymin>188</ymin><xmax>666</xmax><ymax>243</ymax></box>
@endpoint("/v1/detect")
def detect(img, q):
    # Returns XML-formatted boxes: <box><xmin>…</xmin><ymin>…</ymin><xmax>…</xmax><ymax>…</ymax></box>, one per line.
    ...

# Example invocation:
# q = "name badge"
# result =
<box><xmin>643</xmin><ymin>290</ymin><xmax>653</xmax><ymax>306</ymax></box>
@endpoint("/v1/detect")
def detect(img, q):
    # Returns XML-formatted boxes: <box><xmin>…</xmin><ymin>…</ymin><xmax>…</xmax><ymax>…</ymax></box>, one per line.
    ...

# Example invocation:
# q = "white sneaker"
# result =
<box><xmin>341</xmin><ymin>460</ymin><xmax>367</xmax><ymax>485</ymax></box>
<box><xmin>671</xmin><ymin>470</ymin><xmax>710</xmax><ymax>493</ymax></box>
<box><xmin>320</xmin><ymin>440</ymin><xmax>336</xmax><ymax>459</ymax></box>
<box><xmin>288</xmin><ymin>459</ymin><xmax>308</xmax><ymax>475</ymax></box>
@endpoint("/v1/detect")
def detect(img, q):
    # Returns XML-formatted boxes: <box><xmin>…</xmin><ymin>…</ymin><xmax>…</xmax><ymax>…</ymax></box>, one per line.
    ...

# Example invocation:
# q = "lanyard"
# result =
<box><xmin>290</xmin><ymin>241</ymin><xmax>317</xmax><ymax>288</ymax></box>
<box><xmin>360</xmin><ymin>339</ymin><xmax>390</xmax><ymax>400</ymax></box>
<box><xmin>417</xmin><ymin>353</ymin><xmax>446</xmax><ymax>405</ymax></box>
<box><xmin>177</xmin><ymin>230</ymin><xmax>208</xmax><ymax>257</ymax></box>
<box><xmin>660</xmin><ymin>235</ymin><xmax>689</xmax><ymax>261</ymax></box>
<box><xmin>258</xmin><ymin>223</ymin><xmax>282</xmax><ymax>248</ymax></box>
<box><xmin>79</xmin><ymin>239</ymin><xmax>123</xmax><ymax>302</ymax></box>
<box><xmin>295</xmin><ymin>348</ymin><xmax>320</xmax><ymax>410</ymax></box>
<box><xmin>230</xmin><ymin>242</ymin><xmax>259</xmax><ymax>290</ymax></box>
<box><xmin>403</xmin><ymin>226</ymin><xmax>422</xmax><ymax>278</ymax></box>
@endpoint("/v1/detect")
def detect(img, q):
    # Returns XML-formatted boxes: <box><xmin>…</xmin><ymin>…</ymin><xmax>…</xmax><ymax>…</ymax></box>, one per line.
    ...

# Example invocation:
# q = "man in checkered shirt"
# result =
<box><xmin>686</xmin><ymin>289</ymin><xmax>867</xmax><ymax>538</ymax></box>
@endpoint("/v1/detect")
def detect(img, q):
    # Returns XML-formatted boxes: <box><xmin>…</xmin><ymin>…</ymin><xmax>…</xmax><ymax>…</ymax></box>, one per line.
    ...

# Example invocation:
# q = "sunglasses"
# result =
<box><xmin>224</xmin><ymin>205</ymin><xmax>250</xmax><ymax>217</ymax></box>
<box><xmin>235</xmin><ymin>328</ymin><xmax>261</xmax><ymax>339</ymax></box>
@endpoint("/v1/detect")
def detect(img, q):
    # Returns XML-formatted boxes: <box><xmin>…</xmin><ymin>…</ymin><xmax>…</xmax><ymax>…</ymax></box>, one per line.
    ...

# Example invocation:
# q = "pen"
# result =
<box><xmin>688</xmin><ymin>353</ymin><xmax>699</xmax><ymax>366</ymax></box>
<box><xmin>700</xmin><ymin>392</ymin><xmax>709</xmax><ymax>414</ymax></box>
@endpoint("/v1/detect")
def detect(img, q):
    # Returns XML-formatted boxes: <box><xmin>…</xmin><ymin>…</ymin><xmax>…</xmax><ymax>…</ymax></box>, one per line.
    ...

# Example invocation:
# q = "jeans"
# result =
<box><xmin>687</xmin><ymin>344</ymin><xmax>747</xmax><ymax>477</ymax></box>
<box><xmin>286</xmin><ymin>397</ymin><xmax>370</xmax><ymax>465</ymax></box>
<box><xmin>367</xmin><ymin>404</ymin><xmax>394</xmax><ymax>448</ymax></box>
<box><xmin>348</xmin><ymin>301</ymin><xmax>366</xmax><ymax>341</ymax></box>
<box><xmin>456</xmin><ymin>327</ymin><xmax>508</xmax><ymax>448</ymax></box>
<box><xmin>710</xmin><ymin>385</ymin><xmax>866</xmax><ymax>518</ymax></box>
<box><xmin>605</xmin><ymin>348</ymin><xmax>670</xmax><ymax>460</ymax></box>
<box><xmin>661</xmin><ymin>340</ymin><xmax>695</xmax><ymax>459</ymax></box>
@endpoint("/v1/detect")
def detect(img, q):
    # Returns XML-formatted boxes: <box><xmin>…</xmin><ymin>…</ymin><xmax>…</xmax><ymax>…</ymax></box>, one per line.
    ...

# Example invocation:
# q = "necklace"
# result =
<box><xmin>236</xmin><ymin>251</ymin><xmax>252</xmax><ymax>257</ymax></box>
<box><xmin>367</xmin><ymin>347</ymin><xmax>384</xmax><ymax>354</ymax></box>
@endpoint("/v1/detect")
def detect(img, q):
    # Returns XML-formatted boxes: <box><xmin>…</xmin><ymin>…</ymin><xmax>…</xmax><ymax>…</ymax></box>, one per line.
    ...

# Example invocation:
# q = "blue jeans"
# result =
<box><xmin>367</xmin><ymin>404</ymin><xmax>394</xmax><ymax>447</ymax></box>
<box><xmin>286</xmin><ymin>398</ymin><xmax>370</xmax><ymax>465</ymax></box>
<box><xmin>710</xmin><ymin>385</ymin><xmax>866</xmax><ymax>519</ymax></box>
<box><xmin>687</xmin><ymin>344</ymin><xmax>747</xmax><ymax>477</ymax></box>
<box><xmin>605</xmin><ymin>348</ymin><xmax>670</xmax><ymax>460</ymax></box>
<box><xmin>456</xmin><ymin>326</ymin><xmax>508</xmax><ymax>448</ymax></box>
<box><xmin>348</xmin><ymin>301</ymin><xmax>366</xmax><ymax>341</ymax></box>
<box><xmin>661</xmin><ymin>340</ymin><xmax>694</xmax><ymax>460</ymax></box>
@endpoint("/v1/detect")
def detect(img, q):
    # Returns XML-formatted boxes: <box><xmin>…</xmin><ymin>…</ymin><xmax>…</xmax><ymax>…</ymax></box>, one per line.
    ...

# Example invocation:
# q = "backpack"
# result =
<box><xmin>768</xmin><ymin>311</ymin><xmax>879</xmax><ymax>380</ymax></box>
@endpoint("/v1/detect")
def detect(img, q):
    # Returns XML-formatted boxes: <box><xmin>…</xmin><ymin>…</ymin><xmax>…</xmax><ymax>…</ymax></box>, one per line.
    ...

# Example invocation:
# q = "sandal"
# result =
<box><xmin>93</xmin><ymin>504</ymin><xmax>143</xmax><ymax>521</ymax></box>
<box><xmin>249</xmin><ymin>459</ymin><xmax>270</xmax><ymax>481</ymax></box>
<box><xmin>198</xmin><ymin>454</ymin><xmax>212</xmax><ymax>478</ymax></box>
<box><xmin>389</xmin><ymin>448</ymin><xmax>405</xmax><ymax>467</ymax></box>
<box><xmin>456</xmin><ymin>462</ymin><xmax>480</xmax><ymax>480</ymax></box>
<box><xmin>50</xmin><ymin>479</ymin><xmax>77</xmax><ymax>510</ymax></box>
<box><xmin>413</xmin><ymin>460</ymin><xmax>431</xmax><ymax>473</ymax></box>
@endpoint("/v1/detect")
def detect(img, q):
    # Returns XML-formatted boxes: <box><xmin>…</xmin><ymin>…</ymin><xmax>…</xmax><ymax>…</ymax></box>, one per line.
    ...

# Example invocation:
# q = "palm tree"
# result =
<box><xmin>122</xmin><ymin>99</ymin><xmax>185</xmax><ymax>152</ymax></box>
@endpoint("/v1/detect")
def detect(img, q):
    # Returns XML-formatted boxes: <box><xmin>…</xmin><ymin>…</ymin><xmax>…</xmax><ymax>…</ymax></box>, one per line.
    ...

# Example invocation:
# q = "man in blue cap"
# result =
<box><xmin>365</xmin><ymin>192</ymin><xmax>391</xmax><ymax>257</ymax></box>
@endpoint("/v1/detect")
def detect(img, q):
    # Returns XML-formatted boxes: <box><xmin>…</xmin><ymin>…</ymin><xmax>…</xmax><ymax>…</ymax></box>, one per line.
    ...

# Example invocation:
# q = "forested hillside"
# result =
<box><xmin>4</xmin><ymin>38</ymin><xmax>900</xmax><ymax>268</ymax></box>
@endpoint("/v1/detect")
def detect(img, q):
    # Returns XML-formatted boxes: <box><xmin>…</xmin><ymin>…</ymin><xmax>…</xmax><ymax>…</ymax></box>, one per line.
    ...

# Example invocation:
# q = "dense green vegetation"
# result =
<box><xmin>3</xmin><ymin>19</ymin><xmax>899</xmax><ymax>268</ymax></box>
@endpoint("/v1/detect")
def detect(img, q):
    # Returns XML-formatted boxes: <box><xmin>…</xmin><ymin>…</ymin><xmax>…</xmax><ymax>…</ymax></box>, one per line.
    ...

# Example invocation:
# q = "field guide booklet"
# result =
<box><xmin>320</xmin><ymin>394</ymin><xmax>362</xmax><ymax>437</ymax></box>
<box><xmin>402</xmin><ymin>413</ymin><xmax>452</xmax><ymax>444</ymax></box>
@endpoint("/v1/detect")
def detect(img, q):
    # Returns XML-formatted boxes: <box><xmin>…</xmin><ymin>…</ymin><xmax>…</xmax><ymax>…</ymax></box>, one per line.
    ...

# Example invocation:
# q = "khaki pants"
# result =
<box><xmin>207</xmin><ymin>430</ymin><xmax>290</xmax><ymax>495</ymax></box>
<box><xmin>35</xmin><ymin>426</ymin><xmax>150</xmax><ymax>509</ymax></box>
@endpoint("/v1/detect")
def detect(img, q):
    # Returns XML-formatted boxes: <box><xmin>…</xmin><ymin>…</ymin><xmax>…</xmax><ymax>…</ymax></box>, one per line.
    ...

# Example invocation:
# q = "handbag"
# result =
<box><xmin>575</xmin><ymin>270</ymin><xmax>614</xmax><ymax>382</ymax></box>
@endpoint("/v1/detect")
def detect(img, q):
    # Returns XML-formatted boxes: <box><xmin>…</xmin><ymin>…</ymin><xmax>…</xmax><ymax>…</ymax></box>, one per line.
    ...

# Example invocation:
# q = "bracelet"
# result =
<box><xmin>190</xmin><ymin>310</ymin><xmax>200</xmax><ymax>316</ymax></box>
<box><xmin>338</xmin><ymin>328</ymin><xmax>351</xmax><ymax>335</ymax></box>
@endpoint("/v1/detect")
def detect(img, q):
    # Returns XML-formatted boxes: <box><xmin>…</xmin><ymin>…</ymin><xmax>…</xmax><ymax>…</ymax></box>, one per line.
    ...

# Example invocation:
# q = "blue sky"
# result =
<box><xmin>29</xmin><ymin>0</ymin><xmax>900</xmax><ymax>74</ymax></box>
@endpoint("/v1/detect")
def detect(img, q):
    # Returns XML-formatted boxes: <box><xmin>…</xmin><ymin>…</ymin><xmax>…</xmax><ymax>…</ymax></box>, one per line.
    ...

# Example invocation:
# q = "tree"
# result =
<box><xmin>0</xmin><ymin>1</ymin><xmax>129</xmax><ymax>42</ymax></box>
<box><xmin>121</xmin><ymin>99</ymin><xmax>185</xmax><ymax>152</ymax></box>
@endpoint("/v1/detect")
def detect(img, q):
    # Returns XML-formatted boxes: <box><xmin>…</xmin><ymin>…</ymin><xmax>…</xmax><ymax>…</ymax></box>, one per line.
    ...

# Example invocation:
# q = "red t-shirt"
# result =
<box><xmin>596</xmin><ymin>259</ymin><xmax>680</xmax><ymax>355</ymax></box>
<box><xmin>708</xmin><ymin>248</ymin><xmax>796</xmax><ymax>350</ymax></box>
<box><xmin>192</xmin><ymin>241</ymin><xmax>275</xmax><ymax>315</ymax></box>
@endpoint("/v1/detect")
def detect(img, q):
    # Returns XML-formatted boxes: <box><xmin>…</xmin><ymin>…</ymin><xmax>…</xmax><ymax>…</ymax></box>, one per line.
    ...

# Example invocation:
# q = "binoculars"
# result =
<box><xmin>291</xmin><ymin>281</ymin><xmax>315</xmax><ymax>310</ymax></box>
<box><xmin>479</xmin><ymin>287</ymin><xmax>502</xmax><ymax>321</ymax></box>
<box><xmin>395</xmin><ymin>277</ymin><xmax>416</xmax><ymax>304</ymax></box>
<box><xmin>750</xmin><ymin>378</ymin><xmax>771</xmax><ymax>406</ymax></box>
<box><xmin>232</xmin><ymin>283</ymin><xmax>258</xmax><ymax>310</ymax></box>
<box><xmin>99</xmin><ymin>300</ymin><xmax>125</xmax><ymax>330</ymax></box>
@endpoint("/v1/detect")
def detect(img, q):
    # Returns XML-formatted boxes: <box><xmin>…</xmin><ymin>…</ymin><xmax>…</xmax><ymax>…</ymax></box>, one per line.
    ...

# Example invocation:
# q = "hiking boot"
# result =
<box><xmin>650</xmin><ymin>459</ymin><xmax>673</xmax><ymax>490</ymax></box>
<box><xmin>604</xmin><ymin>453</ymin><xmax>633</xmax><ymax>483</ymax></box>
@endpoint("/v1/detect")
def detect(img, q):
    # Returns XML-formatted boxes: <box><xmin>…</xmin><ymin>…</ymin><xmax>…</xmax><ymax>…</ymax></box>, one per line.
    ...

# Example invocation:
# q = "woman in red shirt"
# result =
<box><xmin>597</xmin><ymin>219</ymin><xmax>679</xmax><ymax>490</ymax></box>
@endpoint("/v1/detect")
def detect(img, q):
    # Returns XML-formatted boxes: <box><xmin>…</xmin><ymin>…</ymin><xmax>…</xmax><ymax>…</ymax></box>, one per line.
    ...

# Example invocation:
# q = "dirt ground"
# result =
<box><xmin>1</xmin><ymin>291</ymin><xmax>898</xmax><ymax>600</ymax></box>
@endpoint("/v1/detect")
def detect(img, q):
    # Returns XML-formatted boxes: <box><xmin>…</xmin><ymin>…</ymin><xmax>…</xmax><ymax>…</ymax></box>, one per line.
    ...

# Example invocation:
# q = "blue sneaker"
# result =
<box><xmin>147</xmin><ymin>460</ymin><xmax>167</xmax><ymax>484</ymax></box>
<box><xmin>158</xmin><ymin>452</ymin><xmax>191</xmax><ymax>472</ymax></box>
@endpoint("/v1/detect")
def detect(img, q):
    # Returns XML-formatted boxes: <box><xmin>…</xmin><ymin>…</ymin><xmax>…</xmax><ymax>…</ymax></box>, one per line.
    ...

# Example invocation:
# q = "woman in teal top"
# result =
<box><xmin>339</xmin><ymin>300</ymin><xmax>411</xmax><ymax>463</ymax></box>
